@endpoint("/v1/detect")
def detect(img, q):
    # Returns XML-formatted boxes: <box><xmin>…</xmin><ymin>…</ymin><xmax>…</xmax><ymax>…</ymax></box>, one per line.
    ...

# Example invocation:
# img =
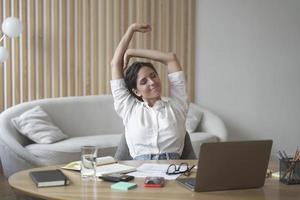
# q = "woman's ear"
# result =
<box><xmin>132</xmin><ymin>89</ymin><xmax>142</xmax><ymax>97</ymax></box>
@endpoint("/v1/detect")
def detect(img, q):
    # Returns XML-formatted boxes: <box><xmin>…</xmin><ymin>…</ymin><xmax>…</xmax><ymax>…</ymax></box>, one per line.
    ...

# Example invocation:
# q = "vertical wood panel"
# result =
<box><xmin>0</xmin><ymin>0</ymin><xmax>196</xmax><ymax>112</ymax></box>
<box><xmin>77</xmin><ymin>0</ymin><xmax>82</xmax><ymax>96</ymax></box>
<box><xmin>12</xmin><ymin>0</ymin><xmax>20</xmax><ymax>105</ymax></box>
<box><xmin>59</xmin><ymin>0</ymin><xmax>67</xmax><ymax>97</ymax></box>
<box><xmin>90</xmin><ymin>0</ymin><xmax>97</xmax><ymax>95</ymax></box>
<box><xmin>4</xmin><ymin>0</ymin><xmax>12</xmax><ymax>108</ymax></box>
<box><xmin>187</xmin><ymin>0</ymin><xmax>196</xmax><ymax>101</ymax></box>
<box><xmin>20</xmin><ymin>0</ymin><xmax>28</xmax><ymax>102</ymax></box>
<box><xmin>98</xmin><ymin>0</ymin><xmax>106</xmax><ymax>94</ymax></box>
<box><xmin>43</xmin><ymin>0</ymin><xmax>50</xmax><ymax>98</ymax></box>
<box><xmin>28</xmin><ymin>0</ymin><xmax>35</xmax><ymax>101</ymax></box>
<box><xmin>0</xmin><ymin>0</ymin><xmax>4</xmax><ymax>110</ymax></box>
<box><xmin>105</xmin><ymin>0</ymin><xmax>113</xmax><ymax>93</ymax></box>
<box><xmin>66</xmin><ymin>0</ymin><xmax>75</xmax><ymax>96</ymax></box>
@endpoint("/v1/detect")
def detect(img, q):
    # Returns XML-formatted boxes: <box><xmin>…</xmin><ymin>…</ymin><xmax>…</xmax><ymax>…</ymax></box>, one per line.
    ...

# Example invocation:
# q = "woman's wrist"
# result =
<box><xmin>128</xmin><ymin>23</ymin><xmax>137</xmax><ymax>32</ymax></box>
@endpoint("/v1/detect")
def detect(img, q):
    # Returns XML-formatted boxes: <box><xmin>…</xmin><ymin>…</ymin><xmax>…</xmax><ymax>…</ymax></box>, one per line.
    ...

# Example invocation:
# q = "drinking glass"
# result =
<box><xmin>81</xmin><ymin>146</ymin><xmax>97</xmax><ymax>180</ymax></box>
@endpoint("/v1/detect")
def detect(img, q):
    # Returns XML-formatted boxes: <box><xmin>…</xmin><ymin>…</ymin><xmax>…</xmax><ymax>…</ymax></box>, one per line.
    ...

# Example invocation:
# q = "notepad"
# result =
<box><xmin>96</xmin><ymin>163</ymin><xmax>136</xmax><ymax>176</ymax></box>
<box><xmin>61</xmin><ymin>156</ymin><xmax>136</xmax><ymax>176</ymax></box>
<box><xmin>29</xmin><ymin>169</ymin><xmax>70</xmax><ymax>187</ymax></box>
<box><xmin>62</xmin><ymin>156</ymin><xmax>117</xmax><ymax>171</ymax></box>
<box><xmin>111</xmin><ymin>181</ymin><xmax>137</xmax><ymax>191</ymax></box>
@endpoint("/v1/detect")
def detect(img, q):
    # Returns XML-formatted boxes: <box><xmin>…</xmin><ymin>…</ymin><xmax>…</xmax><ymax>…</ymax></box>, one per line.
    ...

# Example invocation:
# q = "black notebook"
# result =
<box><xmin>29</xmin><ymin>169</ymin><xmax>70</xmax><ymax>187</ymax></box>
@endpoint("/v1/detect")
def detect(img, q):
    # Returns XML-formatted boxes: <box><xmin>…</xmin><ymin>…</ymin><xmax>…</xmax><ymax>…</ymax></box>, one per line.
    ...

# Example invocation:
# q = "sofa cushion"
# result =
<box><xmin>186</xmin><ymin>108</ymin><xmax>203</xmax><ymax>133</ymax></box>
<box><xmin>189</xmin><ymin>132</ymin><xmax>219</xmax><ymax>158</ymax></box>
<box><xmin>26</xmin><ymin>134</ymin><xmax>122</xmax><ymax>165</ymax></box>
<box><xmin>11</xmin><ymin>106</ymin><xmax>68</xmax><ymax>144</ymax></box>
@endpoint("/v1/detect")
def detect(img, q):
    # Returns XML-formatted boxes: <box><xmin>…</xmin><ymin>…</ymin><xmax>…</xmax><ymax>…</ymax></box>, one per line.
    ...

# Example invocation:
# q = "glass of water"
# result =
<box><xmin>81</xmin><ymin>146</ymin><xmax>97</xmax><ymax>180</ymax></box>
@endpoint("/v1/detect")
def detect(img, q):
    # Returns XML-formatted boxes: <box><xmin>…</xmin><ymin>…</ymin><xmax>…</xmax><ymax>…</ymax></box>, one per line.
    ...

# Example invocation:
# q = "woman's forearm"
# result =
<box><xmin>111</xmin><ymin>24</ymin><xmax>151</xmax><ymax>80</ymax></box>
<box><xmin>111</xmin><ymin>26</ymin><xmax>135</xmax><ymax>79</ymax></box>
<box><xmin>126</xmin><ymin>49</ymin><xmax>182</xmax><ymax>73</ymax></box>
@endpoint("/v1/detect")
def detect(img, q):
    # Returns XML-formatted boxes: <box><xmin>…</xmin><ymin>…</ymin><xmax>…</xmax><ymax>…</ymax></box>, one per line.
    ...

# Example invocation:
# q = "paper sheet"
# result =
<box><xmin>127</xmin><ymin>163</ymin><xmax>181</xmax><ymax>180</ymax></box>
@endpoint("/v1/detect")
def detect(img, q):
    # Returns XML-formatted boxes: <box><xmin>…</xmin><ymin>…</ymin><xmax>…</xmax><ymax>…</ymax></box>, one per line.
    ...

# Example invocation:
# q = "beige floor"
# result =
<box><xmin>0</xmin><ymin>161</ymin><xmax>17</xmax><ymax>200</ymax></box>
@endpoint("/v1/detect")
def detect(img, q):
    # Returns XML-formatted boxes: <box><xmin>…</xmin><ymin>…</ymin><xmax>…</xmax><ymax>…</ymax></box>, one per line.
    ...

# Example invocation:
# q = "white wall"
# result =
<box><xmin>195</xmin><ymin>0</ymin><xmax>300</xmax><ymax>157</ymax></box>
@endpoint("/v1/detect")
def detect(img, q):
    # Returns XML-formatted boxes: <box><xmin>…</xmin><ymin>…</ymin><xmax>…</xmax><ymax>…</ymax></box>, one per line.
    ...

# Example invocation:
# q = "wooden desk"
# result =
<box><xmin>8</xmin><ymin>160</ymin><xmax>300</xmax><ymax>200</ymax></box>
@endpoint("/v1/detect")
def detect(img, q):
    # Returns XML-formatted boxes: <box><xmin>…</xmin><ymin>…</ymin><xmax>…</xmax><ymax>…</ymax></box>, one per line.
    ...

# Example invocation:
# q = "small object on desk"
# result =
<box><xmin>110</xmin><ymin>181</ymin><xmax>137</xmax><ymax>191</ymax></box>
<box><xmin>99</xmin><ymin>174</ymin><xmax>134</xmax><ymax>182</ymax></box>
<box><xmin>144</xmin><ymin>176</ymin><xmax>165</xmax><ymax>188</ymax></box>
<box><xmin>266</xmin><ymin>169</ymin><xmax>273</xmax><ymax>178</ymax></box>
<box><xmin>279</xmin><ymin>148</ymin><xmax>300</xmax><ymax>185</ymax></box>
<box><xmin>272</xmin><ymin>171</ymin><xmax>280</xmax><ymax>179</ymax></box>
<box><xmin>29</xmin><ymin>169</ymin><xmax>70</xmax><ymax>187</ymax></box>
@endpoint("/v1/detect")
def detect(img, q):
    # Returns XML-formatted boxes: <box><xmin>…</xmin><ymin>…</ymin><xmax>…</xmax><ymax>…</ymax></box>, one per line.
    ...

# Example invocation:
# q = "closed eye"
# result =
<box><xmin>140</xmin><ymin>78</ymin><xmax>147</xmax><ymax>85</ymax></box>
<box><xmin>150</xmin><ymin>72</ymin><xmax>157</xmax><ymax>78</ymax></box>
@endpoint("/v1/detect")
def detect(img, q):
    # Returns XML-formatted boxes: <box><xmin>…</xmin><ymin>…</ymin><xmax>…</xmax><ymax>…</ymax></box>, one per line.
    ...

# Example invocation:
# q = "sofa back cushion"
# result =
<box><xmin>34</xmin><ymin>95</ymin><xmax>125</xmax><ymax>137</ymax></box>
<box><xmin>1</xmin><ymin>95</ymin><xmax>124</xmax><ymax>146</ymax></box>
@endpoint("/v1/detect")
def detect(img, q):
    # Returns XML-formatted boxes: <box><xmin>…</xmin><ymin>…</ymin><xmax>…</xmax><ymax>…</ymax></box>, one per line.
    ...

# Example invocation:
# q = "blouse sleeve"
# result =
<box><xmin>110</xmin><ymin>79</ymin><xmax>136</xmax><ymax>123</ymax></box>
<box><xmin>168</xmin><ymin>71</ymin><xmax>189</xmax><ymax>114</ymax></box>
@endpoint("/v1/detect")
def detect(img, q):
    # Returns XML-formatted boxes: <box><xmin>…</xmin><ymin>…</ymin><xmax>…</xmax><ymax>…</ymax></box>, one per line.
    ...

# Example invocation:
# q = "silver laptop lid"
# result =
<box><xmin>195</xmin><ymin>140</ymin><xmax>272</xmax><ymax>192</ymax></box>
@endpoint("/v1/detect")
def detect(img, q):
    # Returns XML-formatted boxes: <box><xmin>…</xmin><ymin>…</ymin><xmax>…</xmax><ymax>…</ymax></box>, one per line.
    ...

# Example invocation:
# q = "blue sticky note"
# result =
<box><xmin>111</xmin><ymin>181</ymin><xmax>137</xmax><ymax>191</ymax></box>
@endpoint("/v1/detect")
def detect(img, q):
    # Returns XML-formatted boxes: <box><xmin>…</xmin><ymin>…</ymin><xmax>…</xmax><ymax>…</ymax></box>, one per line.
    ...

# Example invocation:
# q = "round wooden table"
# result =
<box><xmin>8</xmin><ymin>160</ymin><xmax>300</xmax><ymax>200</ymax></box>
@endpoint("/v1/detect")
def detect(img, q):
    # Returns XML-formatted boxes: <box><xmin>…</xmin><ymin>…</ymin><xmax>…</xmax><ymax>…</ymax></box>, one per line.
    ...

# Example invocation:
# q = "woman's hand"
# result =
<box><xmin>111</xmin><ymin>23</ymin><xmax>151</xmax><ymax>80</ymax></box>
<box><xmin>130</xmin><ymin>23</ymin><xmax>151</xmax><ymax>33</ymax></box>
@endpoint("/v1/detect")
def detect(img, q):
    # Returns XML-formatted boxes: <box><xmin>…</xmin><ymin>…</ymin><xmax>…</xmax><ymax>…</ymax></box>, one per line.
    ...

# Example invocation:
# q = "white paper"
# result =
<box><xmin>127</xmin><ymin>163</ymin><xmax>181</xmax><ymax>180</ymax></box>
<box><xmin>96</xmin><ymin>163</ymin><xmax>136</xmax><ymax>176</ymax></box>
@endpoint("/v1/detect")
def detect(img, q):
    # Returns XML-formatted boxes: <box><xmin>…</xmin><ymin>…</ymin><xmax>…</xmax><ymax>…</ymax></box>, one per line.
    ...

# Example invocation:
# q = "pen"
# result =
<box><xmin>282</xmin><ymin>151</ymin><xmax>289</xmax><ymax>160</ymax></box>
<box><xmin>277</xmin><ymin>151</ymin><xmax>285</xmax><ymax>160</ymax></box>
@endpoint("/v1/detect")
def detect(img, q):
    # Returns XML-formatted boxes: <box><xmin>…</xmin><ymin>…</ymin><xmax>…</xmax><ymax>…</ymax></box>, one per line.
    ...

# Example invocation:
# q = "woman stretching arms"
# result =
<box><xmin>110</xmin><ymin>23</ymin><xmax>188</xmax><ymax>160</ymax></box>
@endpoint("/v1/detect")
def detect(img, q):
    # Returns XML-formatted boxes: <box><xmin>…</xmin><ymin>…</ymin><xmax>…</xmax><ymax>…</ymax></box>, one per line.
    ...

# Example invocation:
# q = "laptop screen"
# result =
<box><xmin>177</xmin><ymin>140</ymin><xmax>272</xmax><ymax>192</ymax></box>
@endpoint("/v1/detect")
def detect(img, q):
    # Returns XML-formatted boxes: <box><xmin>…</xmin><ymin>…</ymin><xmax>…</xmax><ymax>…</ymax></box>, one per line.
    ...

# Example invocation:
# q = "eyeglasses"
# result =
<box><xmin>166</xmin><ymin>163</ymin><xmax>195</xmax><ymax>176</ymax></box>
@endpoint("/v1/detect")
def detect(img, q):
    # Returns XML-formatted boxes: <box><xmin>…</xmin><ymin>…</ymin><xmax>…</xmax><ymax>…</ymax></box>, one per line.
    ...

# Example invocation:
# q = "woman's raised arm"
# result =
<box><xmin>124</xmin><ymin>49</ymin><xmax>182</xmax><ymax>74</ymax></box>
<box><xmin>111</xmin><ymin>24</ymin><xmax>151</xmax><ymax>80</ymax></box>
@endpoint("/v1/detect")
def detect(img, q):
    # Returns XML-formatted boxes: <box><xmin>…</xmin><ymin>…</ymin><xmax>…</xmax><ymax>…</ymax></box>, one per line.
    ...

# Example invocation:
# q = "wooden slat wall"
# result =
<box><xmin>0</xmin><ymin>0</ymin><xmax>195</xmax><ymax>112</ymax></box>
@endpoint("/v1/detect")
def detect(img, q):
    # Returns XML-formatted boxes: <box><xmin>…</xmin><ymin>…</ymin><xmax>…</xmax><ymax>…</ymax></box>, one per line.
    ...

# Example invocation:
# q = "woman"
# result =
<box><xmin>110</xmin><ymin>23</ymin><xmax>188</xmax><ymax>160</ymax></box>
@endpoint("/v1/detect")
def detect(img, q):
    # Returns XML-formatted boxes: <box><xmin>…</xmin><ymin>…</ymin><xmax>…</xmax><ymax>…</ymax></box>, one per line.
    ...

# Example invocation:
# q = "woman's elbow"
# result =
<box><xmin>167</xmin><ymin>52</ymin><xmax>178</xmax><ymax>62</ymax></box>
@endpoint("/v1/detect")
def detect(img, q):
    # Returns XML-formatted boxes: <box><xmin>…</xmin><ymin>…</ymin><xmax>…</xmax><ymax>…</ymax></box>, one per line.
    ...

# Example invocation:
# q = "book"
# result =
<box><xmin>61</xmin><ymin>161</ymin><xmax>81</xmax><ymax>171</ymax></box>
<box><xmin>61</xmin><ymin>156</ymin><xmax>136</xmax><ymax>176</ymax></box>
<box><xmin>96</xmin><ymin>156</ymin><xmax>117</xmax><ymax>165</ymax></box>
<box><xmin>111</xmin><ymin>181</ymin><xmax>137</xmax><ymax>191</ymax></box>
<box><xmin>29</xmin><ymin>169</ymin><xmax>70</xmax><ymax>188</ymax></box>
<box><xmin>96</xmin><ymin>163</ymin><xmax>136</xmax><ymax>176</ymax></box>
<box><xmin>61</xmin><ymin>156</ymin><xmax>117</xmax><ymax>171</ymax></box>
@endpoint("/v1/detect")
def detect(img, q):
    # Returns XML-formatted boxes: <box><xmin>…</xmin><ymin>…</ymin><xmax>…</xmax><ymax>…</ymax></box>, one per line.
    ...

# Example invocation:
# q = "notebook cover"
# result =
<box><xmin>29</xmin><ymin>169</ymin><xmax>70</xmax><ymax>187</ymax></box>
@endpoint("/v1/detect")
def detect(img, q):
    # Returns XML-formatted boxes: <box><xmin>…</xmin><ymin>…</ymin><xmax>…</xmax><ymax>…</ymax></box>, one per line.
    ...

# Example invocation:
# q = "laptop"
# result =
<box><xmin>176</xmin><ymin>140</ymin><xmax>273</xmax><ymax>192</ymax></box>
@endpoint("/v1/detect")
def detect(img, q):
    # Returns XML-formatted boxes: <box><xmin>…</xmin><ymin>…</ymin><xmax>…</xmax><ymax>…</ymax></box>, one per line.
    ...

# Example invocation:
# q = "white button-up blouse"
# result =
<box><xmin>110</xmin><ymin>71</ymin><xmax>188</xmax><ymax>158</ymax></box>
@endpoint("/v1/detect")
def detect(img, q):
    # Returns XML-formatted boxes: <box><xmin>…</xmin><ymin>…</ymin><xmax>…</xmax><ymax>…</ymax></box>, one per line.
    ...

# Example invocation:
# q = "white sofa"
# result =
<box><xmin>0</xmin><ymin>95</ymin><xmax>227</xmax><ymax>177</ymax></box>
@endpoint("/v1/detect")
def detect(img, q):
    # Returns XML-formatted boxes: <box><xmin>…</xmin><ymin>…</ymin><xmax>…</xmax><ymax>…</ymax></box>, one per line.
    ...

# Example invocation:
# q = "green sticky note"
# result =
<box><xmin>111</xmin><ymin>181</ymin><xmax>137</xmax><ymax>191</ymax></box>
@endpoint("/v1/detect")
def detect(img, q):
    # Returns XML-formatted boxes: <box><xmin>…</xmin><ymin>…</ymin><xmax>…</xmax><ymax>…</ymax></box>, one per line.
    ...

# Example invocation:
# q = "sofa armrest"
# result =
<box><xmin>0</xmin><ymin>112</ymin><xmax>45</xmax><ymax>169</ymax></box>
<box><xmin>190</xmin><ymin>103</ymin><xmax>228</xmax><ymax>142</ymax></box>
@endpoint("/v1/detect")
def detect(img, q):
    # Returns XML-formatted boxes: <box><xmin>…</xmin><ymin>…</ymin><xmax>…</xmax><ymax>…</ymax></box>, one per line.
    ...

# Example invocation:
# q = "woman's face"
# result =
<box><xmin>133</xmin><ymin>66</ymin><xmax>161</xmax><ymax>105</ymax></box>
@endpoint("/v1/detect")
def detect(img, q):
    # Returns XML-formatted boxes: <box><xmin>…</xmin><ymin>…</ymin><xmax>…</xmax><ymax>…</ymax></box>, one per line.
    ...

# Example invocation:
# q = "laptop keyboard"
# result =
<box><xmin>186</xmin><ymin>179</ymin><xmax>196</xmax><ymax>187</ymax></box>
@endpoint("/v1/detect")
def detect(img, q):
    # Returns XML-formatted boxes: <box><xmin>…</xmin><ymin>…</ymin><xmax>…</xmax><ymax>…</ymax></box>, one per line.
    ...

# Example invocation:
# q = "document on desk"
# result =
<box><xmin>127</xmin><ymin>163</ymin><xmax>181</xmax><ymax>180</ymax></box>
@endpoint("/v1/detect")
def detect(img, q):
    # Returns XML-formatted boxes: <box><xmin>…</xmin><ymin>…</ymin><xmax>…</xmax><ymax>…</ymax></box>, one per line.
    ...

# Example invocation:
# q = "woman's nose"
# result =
<box><xmin>148</xmin><ymin>78</ymin><xmax>155</xmax><ymax>85</ymax></box>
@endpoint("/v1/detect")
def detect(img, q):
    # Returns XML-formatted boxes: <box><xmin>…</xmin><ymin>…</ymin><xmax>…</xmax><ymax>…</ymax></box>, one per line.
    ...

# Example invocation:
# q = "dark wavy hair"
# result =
<box><xmin>124</xmin><ymin>62</ymin><xmax>158</xmax><ymax>102</ymax></box>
